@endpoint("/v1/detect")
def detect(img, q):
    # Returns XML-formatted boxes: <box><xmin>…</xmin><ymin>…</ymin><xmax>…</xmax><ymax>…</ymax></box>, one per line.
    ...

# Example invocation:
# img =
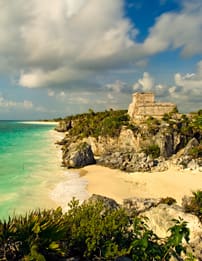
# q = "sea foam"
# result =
<box><xmin>50</xmin><ymin>171</ymin><xmax>89</xmax><ymax>212</ymax></box>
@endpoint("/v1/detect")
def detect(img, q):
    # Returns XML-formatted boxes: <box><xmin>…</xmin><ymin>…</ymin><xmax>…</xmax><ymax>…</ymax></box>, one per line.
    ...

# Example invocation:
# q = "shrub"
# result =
<box><xmin>159</xmin><ymin>197</ymin><xmax>177</xmax><ymax>206</ymax></box>
<box><xmin>66</xmin><ymin>109</ymin><xmax>129</xmax><ymax>138</ymax></box>
<box><xmin>65</xmin><ymin>198</ymin><xmax>131</xmax><ymax>259</ymax></box>
<box><xmin>143</xmin><ymin>144</ymin><xmax>160</xmax><ymax>159</ymax></box>
<box><xmin>188</xmin><ymin>144</ymin><xmax>202</xmax><ymax>158</ymax></box>
<box><xmin>0</xmin><ymin>207</ymin><xmax>66</xmax><ymax>260</ymax></box>
<box><xmin>183</xmin><ymin>190</ymin><xmax>202</xmax><ymax>222</ymax></box>
<box><xmin>0</xmin><ymin>198</ymin><xmax>194</xmax><ymax>260</ymax></box>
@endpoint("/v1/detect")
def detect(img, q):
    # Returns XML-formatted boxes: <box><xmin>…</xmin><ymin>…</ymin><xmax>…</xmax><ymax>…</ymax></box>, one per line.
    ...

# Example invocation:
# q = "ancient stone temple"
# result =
<box><xmin>128</xmin><ymin>92</ymin><xmax>177</xmax><ymax>120</ymax></box>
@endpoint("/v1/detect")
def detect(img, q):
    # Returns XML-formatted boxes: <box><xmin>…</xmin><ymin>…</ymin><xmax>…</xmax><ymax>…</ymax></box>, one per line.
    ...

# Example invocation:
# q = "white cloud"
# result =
<box><xmin>105</xmin><ymin>80</ymin><xmax>127</xmax><ymax>93</ymax></box>
<box><xmin>0</xmin><ymin>0</ymin><xmax>140</xmax><ymax>88</ymax></box>
<box><xmin>174</xmin><ymin>61</ymin><xmax>202</xmax><ymax>91</ymax></box>
<box><xmin>143</xmin><ymin>0</ymin><xmax>202</xmax><ymax>56</ymax></box>
<box><xmin>65</xmin><ymin>0</ymin><xmax>86</xmax><ymax>17</ymax></box>
<box><xmin>48</xmin><ymin>90</ymin><xmax>55</xmax><ymax>97</ymax></box>
<box><xmin>0</xmin><ymin>0</ymin><xmax>201</xmax><ymax>101</ymax></box>
<box><xmin>133</xmin><ymin>72</ymin><xmax>154</xmax><ymax>92</ymax></box>
<box><xmin>0</xmin><ymin>95</ymin><xmax>33</xmax><ymax>109</ymax></box>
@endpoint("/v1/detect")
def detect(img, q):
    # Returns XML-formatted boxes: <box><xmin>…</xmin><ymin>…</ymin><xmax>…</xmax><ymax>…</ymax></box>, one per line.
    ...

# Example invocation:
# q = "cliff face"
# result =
<box><xmin>57</xmin><ymin>109</ymin><xmax>201</xmax><ymax>171</ymax></box>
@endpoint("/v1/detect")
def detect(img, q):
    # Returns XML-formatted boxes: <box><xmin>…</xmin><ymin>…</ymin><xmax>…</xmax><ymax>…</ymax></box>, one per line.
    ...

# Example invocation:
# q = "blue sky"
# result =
<box><xmin>0</xmin><ymin>0</ymin><xmax>201</xmax><ymax>119</ymax></box>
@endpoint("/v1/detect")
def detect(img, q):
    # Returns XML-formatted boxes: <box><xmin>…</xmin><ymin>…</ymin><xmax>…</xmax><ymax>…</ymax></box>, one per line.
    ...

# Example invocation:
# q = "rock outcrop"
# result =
<box><xmin>55</xmin><ymin>120</ymin><xmax>72</xmax><ymax>132</ymax></box>
<box><xmin>62</xmin><ymin>142</ymin><xmax>96</xmax><ymax>168</ymax></box>
<box><xmin>143</xmin><ymin>204</ymin><xmax>202</xmax><ymax>260</ymax></box>
<box><xmin>86</xmin><ymin>194</ymin><xmax>120</xmax><ymax>210</ymax></box>
<box><xmin>56</xmin><ymin>107</ymin><xmax>201</xmax><ymax>171</ymax></box>
<box><xmin>83</xmin><ymin>194</ymin><xmax>202</xmax><ymax>260</ymax></box>
<box><xmin>97</xmin><ymin>150</ymin><xmax>155</xmax><ymax>172</ymax></box>
<box><xmin>174</xmin><ymin>138</ymin><xmax>202</xmax><ymax>170</ymax></box>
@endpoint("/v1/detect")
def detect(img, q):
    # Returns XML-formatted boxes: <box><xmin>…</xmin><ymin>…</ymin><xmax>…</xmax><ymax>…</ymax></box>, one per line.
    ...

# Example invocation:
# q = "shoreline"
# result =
<box><xmin>78</xmin><ymin>164</ymin><xmax>202</xmax><ymax>205</ymax></box>
<box><xmin>51</xmin><ymin>129</ymin><xmax>201</xmax><ymax>208</ymax></box>
<box><xmin>19</xmin><ymin>121</ymin><xmax>58</xmax><ymax>125</ymax></box>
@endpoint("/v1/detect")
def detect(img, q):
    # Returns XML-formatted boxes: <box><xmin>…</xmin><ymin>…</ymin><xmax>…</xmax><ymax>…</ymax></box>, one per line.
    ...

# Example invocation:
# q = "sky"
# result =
<box><xmin>0</xmin><ymin>0</ymin><xmax>201</xmax><ymax>120</ymax></box>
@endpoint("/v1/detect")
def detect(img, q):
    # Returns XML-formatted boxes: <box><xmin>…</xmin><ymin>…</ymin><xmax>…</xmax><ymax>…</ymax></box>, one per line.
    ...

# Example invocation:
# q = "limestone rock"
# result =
<box><xmin>55</xmin><ymin>120</ymin><xmax>72</xmax><ymax>132</ymax></box>
<box><xmin>142</xmin><ymin>203</ymin><xmax>202</xmax><ymax>260</ymax></box>
<box><xmin>86</xmin><ymin>194</ymin><xmax>120</xmax><ymax>210</ymax></box>
<box><xmin>63</xmin><ymin>142</ymin><xmax>96</xmax><ymax>168</ymax></box>
<box><xmin>97</xmin><ymin>150</ymin><xmax>156</xmax><ymax>172</ymax></box>
<box><xmin>123</xmin><ymin>197</ymin><xmax>162</xmax><ymax>214</ymax></box>
<box><xmin>184</xmin><ymin>138</ymin><xmax>199</xmax><ymax>155</ymax></box>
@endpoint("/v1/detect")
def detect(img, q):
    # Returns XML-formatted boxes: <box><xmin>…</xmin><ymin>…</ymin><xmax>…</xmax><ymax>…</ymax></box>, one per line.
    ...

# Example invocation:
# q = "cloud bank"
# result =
<box><xmin>0</xmin><ymin>0</ymin><xmax>201</xmax><ymax>117</ymax></box>
<box><xmin>0</xmin><ymin>0</ymin><xmax>201</xmax><ymax>90</ymax></box>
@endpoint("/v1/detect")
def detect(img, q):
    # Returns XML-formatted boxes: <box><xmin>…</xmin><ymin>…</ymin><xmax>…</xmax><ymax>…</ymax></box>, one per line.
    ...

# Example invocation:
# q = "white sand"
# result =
<box><xmin>19</xmin><ymin>121</ymin><xmax>58</xmax><ymax>125</ymax></box>
<box><xmin>81</xmin><ymin>165</ymin><xmax>202</xmax><ymax>205</ymax></box>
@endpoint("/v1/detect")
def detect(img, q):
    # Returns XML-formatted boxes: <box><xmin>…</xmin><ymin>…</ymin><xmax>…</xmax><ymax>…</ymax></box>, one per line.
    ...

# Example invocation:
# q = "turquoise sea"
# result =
<box><xmin>0</xmin><ymin>121</ymin><xmax>88</xmax><ymax>220</ymax></box>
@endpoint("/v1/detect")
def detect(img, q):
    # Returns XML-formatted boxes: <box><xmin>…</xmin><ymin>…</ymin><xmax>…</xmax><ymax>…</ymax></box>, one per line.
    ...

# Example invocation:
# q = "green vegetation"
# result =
<box><xmin>64</xmin><ymin>109</ymin><xmax>130</xmax><ymax>138</ymax></box>
<box><xmin>143</xmin><ymin>144</ymin><xmax>161</xmax><ymax>159</ymax></box>
<box><xmin>61</xmin><ymin>108</ymin><xmax>202</xmax><ymax>145</ymax></box>
<box><xmin>188</xmin><ymin>144</ymin><xmax>202</xmax><ymax>158</ymax></box>
<box><xmin>159</xmin><ymin>197</ymin><xmax>177</xmax><ymax>206</ymax></box>
<box><xmin>183</xmin><ymin>190</ymin><xmax>202</xmax><ymax>222</ymax></box>
<box><xmin>0</xmin><ymin>199</ymin><xmax>193</xmax><ymax>260</ymax></box>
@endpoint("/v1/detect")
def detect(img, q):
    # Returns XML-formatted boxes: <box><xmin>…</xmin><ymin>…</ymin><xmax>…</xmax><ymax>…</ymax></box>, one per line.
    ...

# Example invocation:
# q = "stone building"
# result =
<box><xmin>128</xmin><ymin>92</ymin><xmax>177</xmax><ymax>120</ymax></box>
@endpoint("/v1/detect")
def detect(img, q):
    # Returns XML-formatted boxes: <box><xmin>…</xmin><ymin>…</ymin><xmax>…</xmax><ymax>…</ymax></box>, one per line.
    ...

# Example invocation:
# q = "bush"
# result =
<box><xmin>0</xmin><ymin>207</ymin><xmax>67</xmax><ymax>260</ymax></box>
<box><xmin>0</xmin><ymin>198</ymin><xmax>194</xmax><ymax>260</ymax></box>
<box><xmin>159</xmin><ymin>197</ymin><xmax>177</xmax><ymax>206</ymax></box>
<box><xmin>188</xmin><ymin>144</ymin><xmax>202</xmax><ymax>158</ymax></box>
<box><xmin>183</xmin><ymin>190</ymin><xmax>202</xmax><ymax>222</ymax></box>
<box><xmin>66</xmin><ymin>109</ymin><xmax>129</xmax><ymax>138</ymax></box>
<box><xmin>143</xmin><ymin>144</ymin><xmax>160</xmax><ymax>159</ymax></box>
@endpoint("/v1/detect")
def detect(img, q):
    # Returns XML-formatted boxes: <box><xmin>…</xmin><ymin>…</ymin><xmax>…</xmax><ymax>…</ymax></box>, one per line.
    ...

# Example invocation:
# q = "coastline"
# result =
<box><xmin>19</xmin><ymin>121</ymin><xmax>58</xmax><ymax>125</ymax></box>
<box><xmin>79</xmin><ymin>164</ymin><xmax>202</xmax><ymax>205</ymax></box>
<box><xmin>51</xmin><ymin>129</ymin><xmax>201</xmax><ymax>208</ymax></box>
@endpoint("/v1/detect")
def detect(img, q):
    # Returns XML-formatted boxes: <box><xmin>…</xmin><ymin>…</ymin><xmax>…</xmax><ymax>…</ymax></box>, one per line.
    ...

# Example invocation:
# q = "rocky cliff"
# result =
<box><xmin>56</xmin><ymin>109</ymin><xmax>201</xmax><ymax>171</ymax></box>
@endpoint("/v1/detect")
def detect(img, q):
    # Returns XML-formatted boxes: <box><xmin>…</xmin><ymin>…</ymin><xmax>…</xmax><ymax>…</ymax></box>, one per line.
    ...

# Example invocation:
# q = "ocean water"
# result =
<box><xmin>0</xmin><ymin>121</ymin><xmax>88</xmax><ymax>220</ymax></box>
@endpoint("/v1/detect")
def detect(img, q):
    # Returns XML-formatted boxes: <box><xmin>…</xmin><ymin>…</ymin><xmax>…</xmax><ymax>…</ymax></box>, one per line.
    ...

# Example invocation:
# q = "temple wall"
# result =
<box><xmin>128</xmin><ymin>92</ymin><xmax>177</xmax><ymax>120</ymax></box>
<box><xmin>136</xmin><ymin>104</ymin><xmax>176</xmax><ymax>116</ymax></box>
<box><xmin>133</xmin><ymin>92</ymin><xmax>154</xmax><ymax>105</ymax></box>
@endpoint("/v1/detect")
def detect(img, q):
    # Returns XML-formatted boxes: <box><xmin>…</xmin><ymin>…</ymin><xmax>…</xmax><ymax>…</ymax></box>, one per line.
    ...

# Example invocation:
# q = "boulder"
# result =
<box><xmin>97</xmin><ymin>150</ymin><xmax>156</xmax><ymax>172</ymax></box>
<box><xmin>123</xmin><ymin>197</ymin><xmax>162</xmax><ymax>214</ymax></box>
<box><xmin>183</xmin><ymin>138</ymin><xmax>199</xmax><ymax>155</ymax></box>
<box><xmin>142</xmin><ymin>203</ymin><xmax>202</xmax><ymax>260</ymax></box>
<box><xmin>63</xmin><ymin>142</ymin><xmax>96</xmax><ymax>168</ymax></box>
<box><xmin>86</xmin><ymin>194</ymin><xmax>120</xmax><ymax>210</ymax></box>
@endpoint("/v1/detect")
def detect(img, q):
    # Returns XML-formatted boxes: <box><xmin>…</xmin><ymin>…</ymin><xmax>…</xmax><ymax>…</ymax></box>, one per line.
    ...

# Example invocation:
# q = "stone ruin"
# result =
<box><xmin>128</xmin><ymin>92</ymin><xmax>177</xmax><ymax>121</ymax></box>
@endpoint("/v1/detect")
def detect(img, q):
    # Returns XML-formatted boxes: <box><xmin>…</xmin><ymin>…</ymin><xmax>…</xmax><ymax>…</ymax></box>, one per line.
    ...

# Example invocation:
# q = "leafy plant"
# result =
<box><xmin>183</xmin><ymin>190</ymin><xmax>202</xmax><ymax>222</ymax></box>
<box><xmin>65</xmin><ymin>198</ymin><xmax>131</xmax><ymax>259</ymax></box>
<box><xmin>143</xmin><ymin>144</ymin><xmax>160</xmax><ymax>159</ymax></box>
<box><xmin>0</xmin><ymin>207</ymin><xmax>67</xmax><ymax>260</ymax></box>
<box><xmin>0</xmin><ymin>198</ymin><xmax>195</xmax><ymax>260</ymax></box>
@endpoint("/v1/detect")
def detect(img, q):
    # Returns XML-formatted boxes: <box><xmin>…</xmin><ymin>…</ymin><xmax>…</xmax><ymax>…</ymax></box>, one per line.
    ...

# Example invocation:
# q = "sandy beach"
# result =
<box><xmin>80</xmin><ymin>165</ymin><xmax>202</xmax><ymax>205</ymax></box>
<box><xmin>19</xmin><ymin>121</ymin><xmax>58</xmax><ymax>125</ymax></box>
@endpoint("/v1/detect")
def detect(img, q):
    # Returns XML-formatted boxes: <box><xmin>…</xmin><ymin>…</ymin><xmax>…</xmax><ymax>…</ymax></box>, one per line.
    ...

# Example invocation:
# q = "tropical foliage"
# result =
<box><xmin>142</xmin><ymin>144</ymin><xmax>161</xmax><ymax>159</ymax></box>
<box><xmin>63</xmin><ymin>109</ymin><xmax>130</xmax><ymax>138</ymax></box>
<box><xmin>0</xmin><ymin>198</ymin><xmax>194</xmax><ymax>260</ymax></box>
<box><xmin>183</xmin><ymin>190</ymin><xmax>202</xmax><ymax>222</ymax></box>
